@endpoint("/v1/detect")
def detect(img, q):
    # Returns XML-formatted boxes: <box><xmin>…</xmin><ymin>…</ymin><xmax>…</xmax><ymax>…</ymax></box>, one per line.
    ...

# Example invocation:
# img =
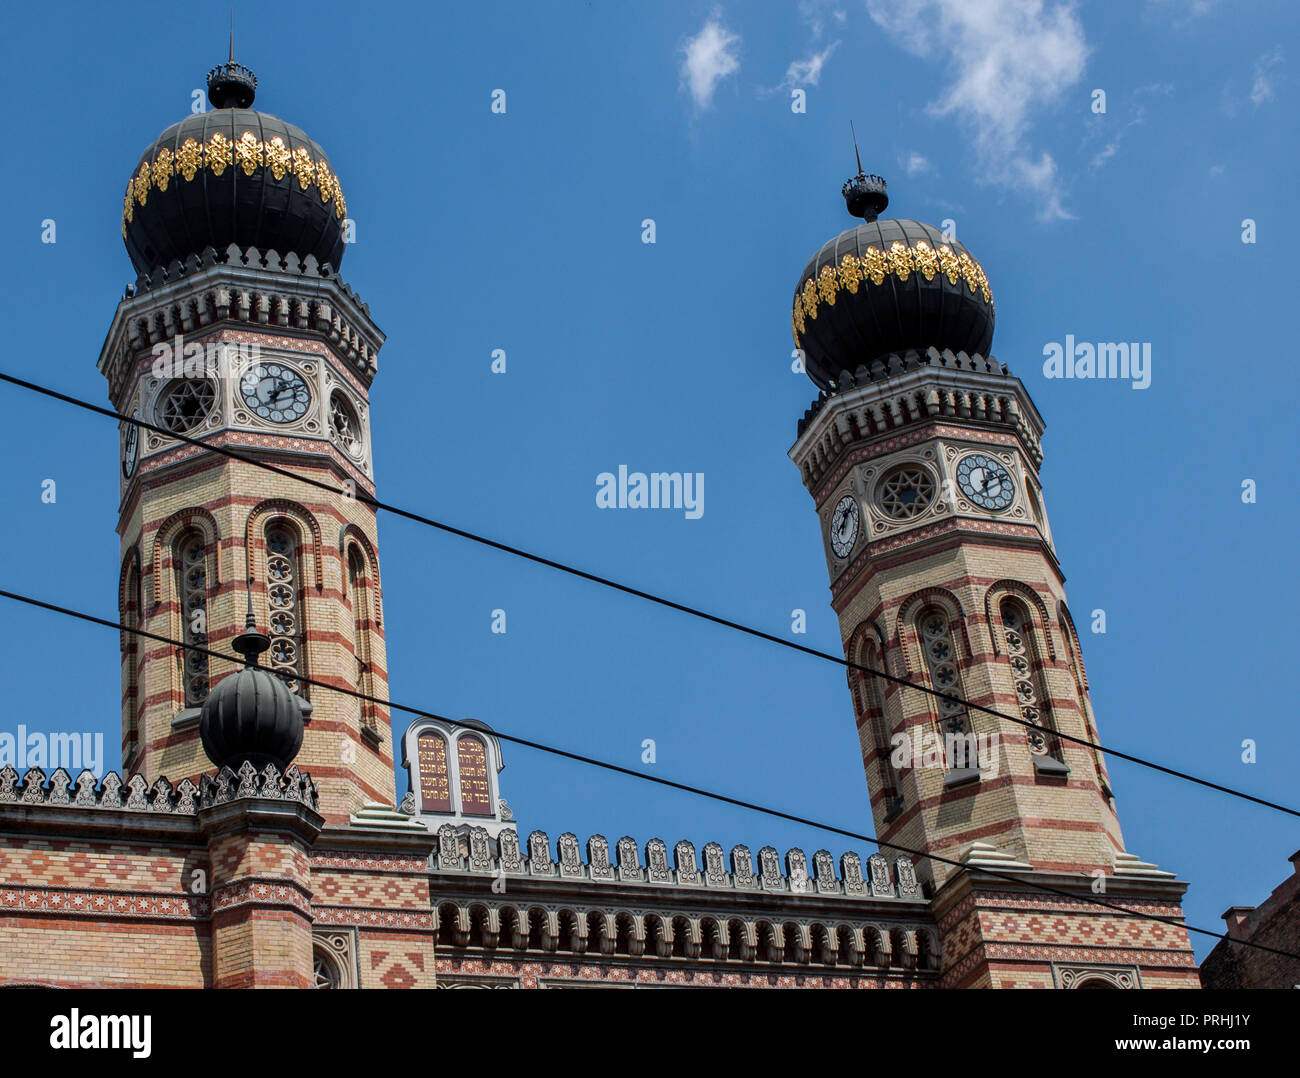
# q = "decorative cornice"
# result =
<box><xmin>0</xmin><ymin>760</ymin><xmax>319</xmax><ymax>816</ymax></box>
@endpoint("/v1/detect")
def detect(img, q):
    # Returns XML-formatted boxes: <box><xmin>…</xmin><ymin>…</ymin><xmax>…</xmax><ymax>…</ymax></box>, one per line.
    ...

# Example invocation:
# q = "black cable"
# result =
<box><xmin>1</xmin><ymin>584</ymin><xmax>1295</xmax><ymax>964</ymax></box>
<box><xmin>2</xmin><ymin>368</ymin><xmax>1297</xmax><ymax>823</ymax></box>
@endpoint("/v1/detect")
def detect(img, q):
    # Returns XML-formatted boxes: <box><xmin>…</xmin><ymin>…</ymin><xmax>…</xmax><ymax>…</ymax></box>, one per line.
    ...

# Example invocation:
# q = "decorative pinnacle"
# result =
<box><xmin>207</xmin><ymin>19</ymin><xmax>256</xmax><ymax>111</ymax></box>
<box><xmin>842</xmin><ymin>122</ymin><xmax>889</xmax><ymax>222</ymax></box>
<box><xmin>231</xmin><ymin>580</ymin><xmax>270</xmax><ymax>667</ymax></box>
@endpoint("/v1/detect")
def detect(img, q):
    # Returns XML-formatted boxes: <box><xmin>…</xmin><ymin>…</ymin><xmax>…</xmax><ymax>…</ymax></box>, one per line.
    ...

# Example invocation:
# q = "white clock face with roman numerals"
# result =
<box><xmin>829</xmin><ymin>494</ymin><xmax>860</xmax><ymax>558</ymax></box>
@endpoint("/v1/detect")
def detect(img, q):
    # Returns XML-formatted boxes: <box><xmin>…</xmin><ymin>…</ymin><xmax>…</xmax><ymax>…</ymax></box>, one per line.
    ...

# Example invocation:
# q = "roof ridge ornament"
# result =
<box><xmin>842</xmin><ymin>122</ymin><xmax>888</xmax><ymax>222</ymax></box>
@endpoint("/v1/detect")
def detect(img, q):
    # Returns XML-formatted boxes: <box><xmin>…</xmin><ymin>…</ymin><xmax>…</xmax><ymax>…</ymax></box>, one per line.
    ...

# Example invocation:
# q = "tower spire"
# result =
<box><xmin>841</xmin><ymin>123</ymin><xmax>888</xmax><ymax>222</ymax></box>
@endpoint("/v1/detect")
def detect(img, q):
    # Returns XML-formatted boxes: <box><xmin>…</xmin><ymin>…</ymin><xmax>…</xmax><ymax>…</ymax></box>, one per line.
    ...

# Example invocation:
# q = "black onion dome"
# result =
<box><xmin>198</xmin><ymin>617</ymin><xmax>304</xmax><ymax>772</ymax></box>
<box><xmin>792</xmin><ymin>172</ymin><xmax>995</xmax><ymax>392</ymax></box>
<box><xmin>121</xmin><ymin>61</ymin><xmax>348</xmax><ymax>276</ymax></box>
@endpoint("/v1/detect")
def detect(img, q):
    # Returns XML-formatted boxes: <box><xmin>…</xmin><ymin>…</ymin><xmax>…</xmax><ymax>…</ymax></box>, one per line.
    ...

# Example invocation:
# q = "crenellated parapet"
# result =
<box><xmin>431</xmin><ymin>825</ymin><xmax>923</xmax><ymax>901</ymax></box>
<box><xmin>0</xmin><ymin>761</ymin><xmax>319</xmax><ymax>816</ymax></box>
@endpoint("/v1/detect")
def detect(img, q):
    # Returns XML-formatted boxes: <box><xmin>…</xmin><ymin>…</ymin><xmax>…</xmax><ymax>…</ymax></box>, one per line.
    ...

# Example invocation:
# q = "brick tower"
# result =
<box><xmin>788</xmin><ymin>165</ymin><xmax>1199</xmax><ymax>988</ymax></box>
<box><xmin>98</xmin><ymin>58</ymin><xmax>393</xmax><ymax>824</ymax></box>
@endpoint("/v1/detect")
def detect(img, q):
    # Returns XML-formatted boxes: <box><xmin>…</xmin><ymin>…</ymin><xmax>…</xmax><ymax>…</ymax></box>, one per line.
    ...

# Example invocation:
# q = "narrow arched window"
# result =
<box><xmin>415</xmin><ymin>730</ymin><xmax>451</xmax><ymax>813</ymax></box>
<box><xmin>456</xmin><ymin>734</ymin><xmax>492</xmax><ymax>816</ymax></box>
<box><xmin>1059</xmin><ymin>613</ymin><xmax>1110</xmax><ymax>796</ymax></box>
<box><xmin>346</xmin><ymin>544</ymin><xmax>376</xmax><ymax>732</ymax></box>
<box><xmin>121</xmin><ymin>558</ymin><xmax>141</xmax><ymax>768</ymax></box>
<box><xmin>854</xmin><ymin>638</ymin><xmax>901</xmax><ymax>812</ymax></box>
<box><xmin>916</xmin><ymin>606</ymin><xmax>976</xmax><ymax>772</ymax></box>
<box><xmin>174</xmin><ymin>530</ymin><xmax>209</xmax><ymax>706</ymax></box>
<box><xmin>265</xmin><ymin>524</ymin><xmax>307</xmax><ymax>698</ymax></box>
<box><xmin>999</xmin><ymin>599</ymin><xmax>1063</xmax><ymax>764</ymax></box>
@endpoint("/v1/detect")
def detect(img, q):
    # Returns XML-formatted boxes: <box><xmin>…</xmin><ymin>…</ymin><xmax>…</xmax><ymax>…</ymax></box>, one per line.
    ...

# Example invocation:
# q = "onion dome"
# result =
<box><xmin>792</xmin><ymin>165</ymin><xmax>995</xmax><ymax>392</ymax></box>
<box><xmin>121</xmin><ymin>57</ymin><xmax>348</xmax><ymax>276</ymax></box>
<box><xmin>199</xmin><ymin>605</ymin><xmax>305</xmax><ymax>772</ymax></box>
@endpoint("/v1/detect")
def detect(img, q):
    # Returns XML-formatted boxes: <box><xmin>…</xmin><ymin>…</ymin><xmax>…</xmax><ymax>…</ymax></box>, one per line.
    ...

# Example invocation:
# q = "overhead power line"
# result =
<box><xmin>2</xmin><ymin>369</ymin><xmax>1297</xmax><ymax>823</ymax></box>
<box><xmin>0</xmin><ymin>583</ymin><xmax>1296</xmax><ymax>965</ymax></box>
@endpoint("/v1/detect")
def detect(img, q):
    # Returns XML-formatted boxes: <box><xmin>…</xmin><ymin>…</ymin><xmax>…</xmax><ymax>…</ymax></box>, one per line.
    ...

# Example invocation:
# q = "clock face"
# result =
<box><xmin>239</xmin><ymin>362</ymin><xmax>311</xmax><ymax>424</ymax></box>
<box><xmin>829</xmin><ymin>494</ymin><xmax>860</xmax><ymax>558</ymax></box>
<box><xmin>121</xmin><ymin>418</ymin><xmax>138</xmax><ymax>478</ymax></box>
<box><xmin>955</xmin><ymin>453</ymin><xmax>1016</xmax><ymax>511</ymax></box>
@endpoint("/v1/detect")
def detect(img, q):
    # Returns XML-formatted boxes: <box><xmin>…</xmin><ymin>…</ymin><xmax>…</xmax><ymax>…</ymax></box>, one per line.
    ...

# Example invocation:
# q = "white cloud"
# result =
<box><xmin>680</xmin><ymin>15</ymin><xmax>742</xmax><ymax>109</ymax></box>
<box><xmin>783</xmin><ymin>42</ymin><xmax>840</xmax><ymax>87</ymax></box>
<box><xmin>901</xmin><ymin>151</ymin><xmax>932</xmax><ymax>175</ymax></box>
<box><xmin>866</xmin><ymin>0</ymin><xmax>1089</xmax><ymax>221</ymax></box>
<box><xmin>1251</xmin><ymin>46</ymin><xmax>1284</xmax><ymax>105</ymax></box>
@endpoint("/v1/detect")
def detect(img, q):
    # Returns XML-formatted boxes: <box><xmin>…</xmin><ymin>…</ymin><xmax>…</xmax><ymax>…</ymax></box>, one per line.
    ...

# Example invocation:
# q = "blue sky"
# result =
<box><xmin>0</xmin><ymin>0</ymin><xmax>1295</xmax><ymax>959</ymax></box>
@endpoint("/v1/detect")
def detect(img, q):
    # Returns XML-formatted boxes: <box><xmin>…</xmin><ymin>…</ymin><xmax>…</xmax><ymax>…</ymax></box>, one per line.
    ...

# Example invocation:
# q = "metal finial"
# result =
<box><xmin>229</xmin><ymin>10</ymin><xmax>234</xmax><ymax>64</ymax></box>
<box><xmin>232</xmin><ymin>577</ymin><xmax>270</xmax><ymax>666</ymax></box>
<box><xmin>841</xmin><ymin>126</ymin><xmax>889</xmax><ymax>222</ymax></box>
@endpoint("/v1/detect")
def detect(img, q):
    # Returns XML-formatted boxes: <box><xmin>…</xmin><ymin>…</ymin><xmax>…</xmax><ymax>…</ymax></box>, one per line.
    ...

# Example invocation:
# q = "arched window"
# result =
<box><xmin>916</xmin><ymin>606</ymin><xmax>976</xmax><ymax>773</ymax></box>
<box><xmin>120</xmin><ymin>557</ymin><xmax>141</xmax><ymax>768</ymax></box>
<box><xmin>415</xmin><ymin>730</ymin><xmax>451</xmax><ymax>812</ymax></box>
<box><xmin>998</xmin><ymin>599</ymin><xmax>1064</xmax><ymax>765</ymax></box>
<box><xmin>174</xmin><ymin>530</ymin><xmax>209</xmax><ymax>706</ymax></box>
<box><xmin>346</xmin><ymin>544</ymin><xmax>376</xmax><ymax>732</ymax></box>
<box><xmin>457</xmin><ymin>734</ymin><xmax>493</xmax><ymax>816</ymax></box>
<box><xmin>854</xmin><ymin>637</ymin><xmax>900</xmax><ymax>813</ymax></box>
<box><xmin>265</xmin><ymin>523</ymin><xmax>306</xmax><ymax>698</ymax></box>
<box><xmin>1059</xmin><ymin>612</ymin><xmax>1111</xmax><ymax>797</ymax></box>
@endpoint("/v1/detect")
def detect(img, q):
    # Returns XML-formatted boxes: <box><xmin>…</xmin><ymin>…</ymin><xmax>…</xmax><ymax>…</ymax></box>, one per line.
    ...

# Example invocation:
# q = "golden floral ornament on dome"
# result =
<box><xmin>177</xmin><ymin>137</ymin><xmax>203</xmax><ymax>182</ymax></box>
<box><xmin>134</xmin><ymin>162</ymin><xmax>151</xmax><ymax>207</ymax></box>
<box><xmin>206</xmin><ymin>132</ymin><xmax>232</xmax><ymax>176</ymax></box>
<box><xmin>937</xmin><ymin>244</ymin><xmax>962</xmax><ymax>286</ymax></box>
<box><xmin>265</xmin><ymin>137</ymin><xmax>290</xmax><ymax>181</ymax></box>
<box><xmin>912</xmin><ymin>241</ymin><xmax>938</xmax><ymax>282</ymax></box>
<box><xmin>291</xmin><ymin>147</ymin><xmax>315</xmax><ymax>190</ymax></box>
<box><xmin>791</xmin><ymin>236</ymin><xmax>995</xmax><ymax>342</ymax></box>
<box><xmin>122</xmin><ymin>133</ymin><xmax>350</xmax><ymax>236</ymax></box>
<box><xmin>801</xmin><ymin>279</ymin><xmax>820</xmax><ymax>320</ymax></box>
<box><xmin>235</xmin><ymin>131</ymin><xmax>263</xmax><ymax>176</ymax></box>
<box><xmin>817</xmin><ymin>264</ymin><xmax>839</xmax><ymax>305</ymax></box>
<box><xmin>861</xmin><ymin>246</ymin><xmax>888</xmax><ymax>285</ymax></box>
<box><xmin>888</xmin><ymin>241</ymin><xmax>913</xmax><ymax>282</ymax></box>
<box><xmin>838</xmin><ymin>253</ymin><xmax>862</xmax><ymax>293</ymax></box>
<box><xmin>152</xmin><ymin>147</ymin><xmax>174</xmax><ymax>193</ymax></box>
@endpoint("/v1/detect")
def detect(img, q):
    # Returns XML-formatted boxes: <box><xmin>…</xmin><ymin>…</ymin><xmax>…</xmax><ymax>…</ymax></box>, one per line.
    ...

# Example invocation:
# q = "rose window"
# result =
<box><xmin>157</xmin><ymin>379</ymin><xmax>216</xmax><ymax>434</ymax></box>
<box><xmin>876</xmin><ymin>465</ymin><xmax>936</xmax><ymax>520</ymax></box>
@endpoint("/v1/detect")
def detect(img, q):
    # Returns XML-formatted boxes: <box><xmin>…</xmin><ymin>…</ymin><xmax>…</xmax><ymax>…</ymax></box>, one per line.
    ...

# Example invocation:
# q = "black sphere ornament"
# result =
<box><xmin>198</xmin><ymin>602</ymin><xmax>305</xmax><ymax>773</ymax></box>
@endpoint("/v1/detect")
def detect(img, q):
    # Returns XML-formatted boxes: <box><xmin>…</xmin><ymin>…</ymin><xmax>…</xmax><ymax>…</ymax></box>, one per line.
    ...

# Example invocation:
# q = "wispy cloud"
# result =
<box><xmin>866</xmin><ymin>0</ymin><xmax>1089</xmax><ymax>221</ymax></box>
<box><xmin>900</xmin><ymin>151</ymin><xmax>933</xmax><ymax>175</ymax></box>
<box><xmin>1251</xmin><ymin>46</ymin><xmax>1284</xmax><ymax>105</ymax></box>
<box><xmin>1085</xmin><ymin>84</ymin><xmax>1172</xmax><ymax>171</ymax></box>
<box><xmin>679</xmin><ymin>14</ymin><xmax>742</xmax><ymax>110</ymax></box>
<box><xmin>782</xmin><ymin>42</ymin><xmax>840</xmax><ymax>88</ymax></box>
